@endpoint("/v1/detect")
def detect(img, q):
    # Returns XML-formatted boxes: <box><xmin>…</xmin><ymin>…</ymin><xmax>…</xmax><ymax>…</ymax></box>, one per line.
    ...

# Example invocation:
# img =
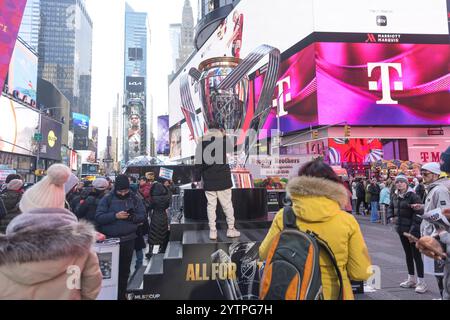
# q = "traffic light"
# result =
<box><xmin>344</xmin><ymin>125</ymin><xmax>351</xmax><ymax>137</ymax></box>
<box><xmin>312</xmin><ymin>130</ymin><xmax>319</xmax><ymax>139</ymax></box>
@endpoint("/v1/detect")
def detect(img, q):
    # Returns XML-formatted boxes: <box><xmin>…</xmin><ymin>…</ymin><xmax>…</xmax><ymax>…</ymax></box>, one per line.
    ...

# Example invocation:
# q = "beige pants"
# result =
<box><xmin>205</xmin><ymin>189</ymin><xmax>235</xmax><ymax>231</ymax></box>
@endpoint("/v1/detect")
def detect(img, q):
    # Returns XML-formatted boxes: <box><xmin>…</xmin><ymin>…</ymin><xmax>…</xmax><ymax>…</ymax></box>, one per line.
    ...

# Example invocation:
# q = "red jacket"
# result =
<box><xmin>139</xmin><ymin>183</ymin><xmax>152</xmax><ymax>201</ymax></box>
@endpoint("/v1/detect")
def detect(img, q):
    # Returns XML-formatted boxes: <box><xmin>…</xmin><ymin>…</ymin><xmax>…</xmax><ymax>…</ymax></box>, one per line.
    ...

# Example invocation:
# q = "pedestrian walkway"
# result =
<box><xmin>354</xmin><ymin>215</ymin><xmax>442</xmax><ymax>300</ymax></box>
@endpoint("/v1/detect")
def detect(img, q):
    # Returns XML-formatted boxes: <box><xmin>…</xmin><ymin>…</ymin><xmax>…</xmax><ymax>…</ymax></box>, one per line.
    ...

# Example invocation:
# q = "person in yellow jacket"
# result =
<box><xmin>259</xmin><ymin>160</ymin><xmax>372</xmax><ymax>300</ymax></box>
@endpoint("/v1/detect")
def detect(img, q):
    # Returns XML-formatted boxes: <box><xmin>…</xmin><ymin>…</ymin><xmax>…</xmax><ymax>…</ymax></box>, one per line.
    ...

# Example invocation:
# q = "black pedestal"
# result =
<box><xmin>183</xmin><ymin>188</ymin><xmax>268</xmax><ymax>221</ymax></box>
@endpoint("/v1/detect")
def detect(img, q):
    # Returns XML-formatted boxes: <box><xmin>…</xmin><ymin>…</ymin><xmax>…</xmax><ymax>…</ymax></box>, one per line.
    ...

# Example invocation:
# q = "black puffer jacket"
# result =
<box><xmin>75</xmin><ymin>190</ymin><xmax>107</xmax><ymax>225</ymax></box>
<box><xmin>368</xmin><ymin>183</ymin><xmax>381</xmax><ymax>202</ymax></box>
<box><xmin>148</xmin><ymin>182</ymin><xmax>171</xmax><ymax>245</ymax></box>
<box><xmin>0</xmin><ymin>190</ymin><xmax>22</xmax><ymax>234</ymax></box>
<box><xmin>195</xmin><ymin>129</ymin><xmax>233</xmax><ymax>191</ymax></box>
<box><xmin>387</xmin><ymin>189</ymin><xmax>422</xmax><ymax>237</ymax></box>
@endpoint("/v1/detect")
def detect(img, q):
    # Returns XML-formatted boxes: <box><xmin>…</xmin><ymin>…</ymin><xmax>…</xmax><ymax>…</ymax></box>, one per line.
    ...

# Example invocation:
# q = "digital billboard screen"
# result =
<box><xmin>126</xmin><ymin>100</ymin><xmax>145</xmax><ymax>159</ymax></box>
<box><xmin>328</xmin><ymin>138</ymin><xmax>383</xmax><ymax>165</ymax></box>
<box><xmin>126</xmin><ymin>76</ymin><xmax>145</xmax><ymax>93</ymax></box>
<box><xmin>156</xmin><ymin>115</ymin><xmax>169</xmax><ymax>156</ymax></box>
<box><xmin>169</xmin><ymin>124</ymin><xmax>181</xmax><ymax>159</ymax></box>
<box><xmin>0</xmin><ymin>96</ymin><xmax>39</xmax><ymax>156</ymax></box>
<box><xmin>73</xmin><ymin>112</ymin><xmax>90</xmax><ymax>150</ymax></box>
<box><xmin>8</xmin><ymin>39</ymin><xmax>38</xmax><ymax>102</ymax></box>
<box><xmin>0</xmin><ymin>0</ymin><xmax>28</xmax><ymax>92</ymax></box>
<box><xmin>249</xmin><ymin>42</ymin><xmax>450</xmax><ymax>136</ymax></box>
<box><xmin>40</xmin><ymin>115</ymin><xmax>62</xmax><ymax>161</ymax></box>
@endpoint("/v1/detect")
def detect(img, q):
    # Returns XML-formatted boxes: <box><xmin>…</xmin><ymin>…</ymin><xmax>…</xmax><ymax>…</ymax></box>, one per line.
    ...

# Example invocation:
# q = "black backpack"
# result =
<box><xmin>260</xmin><ymin>206</ymin><xmax>344</xmax><ymax>300</ymax></box>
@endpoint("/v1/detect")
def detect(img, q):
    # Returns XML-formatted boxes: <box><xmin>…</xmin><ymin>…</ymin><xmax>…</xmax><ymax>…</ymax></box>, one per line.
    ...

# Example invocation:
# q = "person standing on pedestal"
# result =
<box><xmin>195</xmin><ymin>122</ymin><xmax>240</xmax><ymax>240</ymax></box>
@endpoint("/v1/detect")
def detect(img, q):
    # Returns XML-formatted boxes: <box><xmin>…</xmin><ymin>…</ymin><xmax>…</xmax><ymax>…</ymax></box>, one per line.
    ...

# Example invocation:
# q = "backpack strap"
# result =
<box><xmin>312</xmin><ymin>232</ymin><xmax>344</xmax><ymax>300</ymax></box>
<box><xmin>283</xmin><ymin>206</ymin><xmax>297</xmax><ymax>229</ymax></box>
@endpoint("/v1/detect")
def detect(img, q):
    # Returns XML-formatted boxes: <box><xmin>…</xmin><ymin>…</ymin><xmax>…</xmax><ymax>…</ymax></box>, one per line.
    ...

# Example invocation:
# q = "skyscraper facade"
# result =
<box><xmin>18</xmin><ymin>0</ymin><xmax>40</xmax><ymax>52</ymax></box>
<box><xmin>38</xmin><ymin>0</ymin><xmax>93</xmax><ymax>150</ymax></box>
<box><xmin>123</xmin><ymin>3</ymin><xmax>150</xmax><ymax>162</ymax></box>
<box><xmin>169</xmin><ymin>23</ymin><xmax>182</xmax><ymax>72</ymax></box>
<box><xmin>179</xmin><ymin>0</ymin><xmax>195</xmax><ymax>67</ymax></box>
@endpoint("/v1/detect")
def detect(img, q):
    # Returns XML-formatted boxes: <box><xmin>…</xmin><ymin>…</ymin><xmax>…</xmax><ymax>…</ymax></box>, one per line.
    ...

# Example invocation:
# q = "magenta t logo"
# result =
<box><xmin>272</xmin><ymin>76</ymin><xmax>292</xmax><ymax>117</ymax></box>
<box><xmin>368</xmin><ymin>63</ymin><xmax>404</xmax><ymax>104</ymax></box>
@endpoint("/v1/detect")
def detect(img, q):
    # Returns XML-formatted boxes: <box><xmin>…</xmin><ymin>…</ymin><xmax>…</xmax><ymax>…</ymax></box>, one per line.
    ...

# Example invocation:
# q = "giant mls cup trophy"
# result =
<box><xmin>180</xmin><ymin>45</ymin><xmax>280</xmax><ymax>165</ymax></box>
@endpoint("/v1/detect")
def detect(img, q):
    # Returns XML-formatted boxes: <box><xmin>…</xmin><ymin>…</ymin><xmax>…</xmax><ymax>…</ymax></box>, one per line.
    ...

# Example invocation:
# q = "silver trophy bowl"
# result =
<box><xmin>197</xmin><ymin>57</ymin><xmax>249</xmax><ymax>132</ymax></box>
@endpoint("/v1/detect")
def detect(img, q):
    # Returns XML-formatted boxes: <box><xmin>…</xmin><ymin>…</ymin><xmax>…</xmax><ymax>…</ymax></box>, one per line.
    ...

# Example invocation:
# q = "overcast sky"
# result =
<box><xmin>85</xmin><ymin>0</ymin><xmax>198</xmax><ymax>154</ymax></box>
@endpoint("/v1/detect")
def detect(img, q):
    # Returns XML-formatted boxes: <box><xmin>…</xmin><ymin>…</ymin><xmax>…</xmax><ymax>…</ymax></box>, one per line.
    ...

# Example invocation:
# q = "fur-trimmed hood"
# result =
<box><xmin>0</xmin><ymin>208</ymin><xmax>96</xmax><ymax>285</ymax></box>
<box><xmin>287</xmin><ymin>176</ymin><xmax>350</xmax><ymax>223</ymax></box>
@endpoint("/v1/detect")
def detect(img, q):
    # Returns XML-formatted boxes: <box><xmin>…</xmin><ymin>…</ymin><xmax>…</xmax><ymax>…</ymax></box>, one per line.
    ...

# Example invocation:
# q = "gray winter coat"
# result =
<box><xmin>420</xmin><ymin>177</ymin><xmax>450</xmax><ymax>300</ymax></box>
<box><xmin>421</xmin><ymin>178</ymin><xmax>450</xmax><ymax>237</ymax></box>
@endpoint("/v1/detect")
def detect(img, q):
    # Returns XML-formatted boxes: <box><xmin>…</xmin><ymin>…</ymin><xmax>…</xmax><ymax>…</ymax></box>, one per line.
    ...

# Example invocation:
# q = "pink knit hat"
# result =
<box><xmin>7</xmin><ymin>179</ymin><xmax>23</xmax><ymax>191</ymax></box>
<box><xmin>19</xmin><ymin>164</ymin><xmax>71</xmax><ymax>212</ymax></box>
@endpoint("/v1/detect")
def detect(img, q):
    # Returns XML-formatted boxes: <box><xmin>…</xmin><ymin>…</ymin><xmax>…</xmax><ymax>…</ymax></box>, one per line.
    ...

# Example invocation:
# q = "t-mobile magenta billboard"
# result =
<box><xmin>250</xmin><ymin>42</ymin><xmax>450</xmax><ymax>135</ymax></box>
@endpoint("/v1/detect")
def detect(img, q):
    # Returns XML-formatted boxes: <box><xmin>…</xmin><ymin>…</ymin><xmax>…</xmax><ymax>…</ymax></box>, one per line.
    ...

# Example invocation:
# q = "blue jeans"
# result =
<box><xmin>135</xmin><ymin>249</ymin><xmax>144</xmax><ymax>270</ymax></box>
<box><xmin>371</xmin><ymin>202</ymin><xmax>379</xmax><ymax>222</ymax></box>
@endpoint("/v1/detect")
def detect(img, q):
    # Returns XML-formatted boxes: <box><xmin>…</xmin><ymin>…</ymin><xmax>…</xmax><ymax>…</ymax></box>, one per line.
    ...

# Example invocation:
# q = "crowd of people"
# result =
<box><xmin>0</xmin><ymin>145</ymin><xmax>449</xmax><ymax>300</ymax></box>
<box><xmin>0</xmin><ymin>166</ymin><xmax>177</xmax><ymax>300</ymax></box>
<box><xmin>341</xmin><ymin>147</ymin><xmax>450</xmax><ymax>298</ymax></box>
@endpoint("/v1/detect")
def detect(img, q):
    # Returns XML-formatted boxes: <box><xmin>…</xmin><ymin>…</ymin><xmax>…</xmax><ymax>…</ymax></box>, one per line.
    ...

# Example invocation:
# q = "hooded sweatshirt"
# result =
<box><xmin>0</xmin><ymin>208</ymin><xmax>102</xmax><ymax>300</ymax></box>
<box><xmin>259</xmin><ymin>176</ymin><xmax>372</xmax><ymax>300</ymax></box>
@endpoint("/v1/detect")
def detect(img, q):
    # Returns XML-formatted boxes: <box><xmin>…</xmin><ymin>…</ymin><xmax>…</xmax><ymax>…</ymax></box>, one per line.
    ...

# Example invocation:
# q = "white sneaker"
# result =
<box><xmin>209</xmin><ymin>230</ymin><xmax>217</xmax><ymax>240</ymax></box>
<box><xmin>400</xmin><ymin>279</ymin><xmax>416</xmax><ymax>288</ymax></box>
<box><xmin>415</xmin><ymin>282</ymin><xmax>428</xmax><ymax>294</ymax></box>
<box><xmin>226</xmin><ymin>228</ymin><xmax>241</xmax><ymax>238</ymax></box>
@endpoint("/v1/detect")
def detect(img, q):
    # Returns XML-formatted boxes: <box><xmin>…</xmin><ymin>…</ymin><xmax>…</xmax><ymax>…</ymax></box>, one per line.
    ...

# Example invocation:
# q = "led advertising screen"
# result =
<box><xmin>169</xmin><ymin>0</ymin><xmax>448</xmax><ymax>128</ymax></box>
<box><xmin>126</xmin><ymin>100</ymin><xmax>145</xmax><ymax>160</ymax></box>
<box><xmin>169</xmin><ymin>124</ymin><xmax>181</xmax><ymax>159</ymax></box>
<box><xmin>252</xmin><ymin>44</ymin><xmax>318</xmax><ymax>138</ymax></box>
<box><xmin>328</xmin><ymin>138</ymin><xmax>384</xmax><ymax>165</ymax></box>
<box><xmin>8</xmin><ymin>39</ymin><xmax>38</xmax><ymax>103</ymax></box>
<box><xmin>73</xmin><ymin>112</ymin><xmax>90</xmax><ymax>150</ymax></box>
<box><xmin>249</xmin><ymin>42</ymin><xmax>450</xmax><ymax>135</ymax></box>
<box><xmin>0</xmin><ymin>96</ymin><xmax>39</xmax><ymax>156</ymax></box>
<box><xmin>89</xmin><ymin>126</ymin><xmax>99</xmax><ymax>161</ymax></box>
<box><xmin>156</xmin><ymin>115</ymin><xmax>169</xmax><ymax>156</ymax></box>
<box><xmin>40</xmin><ymin>115</ymin><xmax>62</xmax><ymax>161</ymax></box>
<box><xmin>0</xmin><ymin>0</ymin><xmax>28</xmax><ymax>92</ymax></box>
<box><xmin>315</xmin><ymin>43</ymin><xmax>450</xmax><ymax>126</ymax></box>
<box><xmin>126</xmin><ymin>76</ymin><xmax>145</xmax><ymax>93</ymax></box>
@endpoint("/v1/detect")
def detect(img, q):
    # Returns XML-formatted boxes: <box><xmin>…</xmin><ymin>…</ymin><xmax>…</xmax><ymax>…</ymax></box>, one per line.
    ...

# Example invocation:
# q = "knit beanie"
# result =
<box><xmin>93</xmin><ymin>178</ymin><xmax>109</xmax><ymax>191</ymax></box>
<box><xmin>395</xmin><ymin>174</ymin><xmax>408</xmax><ymax>184</ymax></box>
<box><xmin>64</xmin><ymin>173</ymin><xmax>80</xmax><ymax>194</ymax></box>
<box><xmin>7</xmin><ymin>179</ymin><xmax>23</xmax><ymax>191</ymax></box>
<box><xmin>115</xmin><ymin>174</ymin><xmax>130</xmax><ymax>191</ymax></box>
<box><xmin>440</xmin><ymin>147</ymin><xmax>450</xmax><ymax>173</ymax></box>
<box><xmin>421</xmin><ymin>162</ymin><xmax>441</xmax><ymax>175</ymax></box>
<box><xmin>19</xmin><ymin>164</ymin><xmax>71</xmax><ymax>213</ymax></box>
